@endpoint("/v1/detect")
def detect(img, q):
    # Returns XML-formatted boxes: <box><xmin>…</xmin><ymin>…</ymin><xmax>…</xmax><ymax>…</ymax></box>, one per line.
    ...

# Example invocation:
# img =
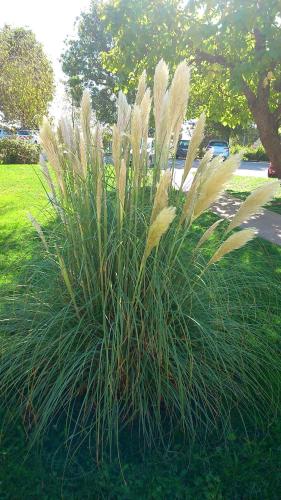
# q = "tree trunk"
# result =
<box><xmin>244</xmin><ymin>88</ymin><xmax>281</xmax><ymax>178</ymax></box>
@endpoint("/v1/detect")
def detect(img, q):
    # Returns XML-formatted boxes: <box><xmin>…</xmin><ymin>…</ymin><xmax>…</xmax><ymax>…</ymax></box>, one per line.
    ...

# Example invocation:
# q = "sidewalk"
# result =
<box><xmin>212</xmin><ymin>194</ymin><xmax>281</xmax><ymax>246</ymax></box>
<box><xmin>171</xmin><ymin>169</ymin><xmax>281</xmax><ymax>246</ymax></box>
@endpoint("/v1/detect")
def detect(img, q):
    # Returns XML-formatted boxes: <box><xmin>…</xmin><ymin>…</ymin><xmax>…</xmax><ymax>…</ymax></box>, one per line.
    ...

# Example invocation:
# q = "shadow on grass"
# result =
<box><xmin>227</xmin><ymin>188</ymin><xmax>281</xmax><ymax>216</ymax></box>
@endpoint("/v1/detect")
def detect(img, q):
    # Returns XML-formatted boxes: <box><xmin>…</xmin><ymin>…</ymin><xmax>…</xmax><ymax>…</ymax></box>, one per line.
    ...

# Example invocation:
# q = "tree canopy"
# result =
<box><xmin>185</xmin><ymin>0</ymin><xmax>281</xmax><ymax>172</ymax></box>
<box><xmin>0</xmin><ymin>26</ymin><xmax>54</xmax><ymax>128</ymax></box>
<box><xmin>61</xmin><ymin>1</ymin><xmax>117</xmax><ymax>124</ymax></box>
<box><xmin>61</xmin><ymin>0</ymin><xmax>281</xmax><ymax>173</ymax></box>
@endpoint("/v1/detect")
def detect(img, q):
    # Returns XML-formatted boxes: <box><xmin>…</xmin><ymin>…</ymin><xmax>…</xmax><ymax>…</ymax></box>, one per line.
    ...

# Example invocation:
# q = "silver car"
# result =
<box><xmin>206</xmin><ymin>140</ymin><xmax>230</xmax><ymax>160</ymax></box>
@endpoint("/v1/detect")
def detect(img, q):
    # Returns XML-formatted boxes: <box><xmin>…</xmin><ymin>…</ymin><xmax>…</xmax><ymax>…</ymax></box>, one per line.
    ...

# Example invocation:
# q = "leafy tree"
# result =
<box><xmin>0</xmin><ymin>26</ymin><xmax>54</xmax><ymax>128</ymax></box>
<box><xmin>61</xmin><ymin>1</ymin><xmax>117</xmax><ymax>124</ymax></box>
<box><xmin>102</xmin><ymin>0</ymin><xmax>252</xmax><ymax>131</ymax></box>
<box><xmin>185</xmin><ymin>0</ymin><xmax>281</xmax><ymax>175</ymax></box>
<box><xmin>102</xmin><ymin>0</ymin><xmax>281</xmax><ymax>174</ymax></box>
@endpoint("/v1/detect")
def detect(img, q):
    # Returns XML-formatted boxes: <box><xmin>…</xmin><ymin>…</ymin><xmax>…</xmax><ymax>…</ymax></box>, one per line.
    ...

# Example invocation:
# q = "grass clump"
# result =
<box><xmin>0</xmin><ymin>60</ymin><xmax>280</xmax><ymax>458</ymax></box>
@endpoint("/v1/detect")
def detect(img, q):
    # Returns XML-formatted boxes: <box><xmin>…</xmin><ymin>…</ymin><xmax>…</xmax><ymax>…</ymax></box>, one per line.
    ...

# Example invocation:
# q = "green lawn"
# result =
<box><xmin>227</xmin><ymin>175</ymin><xmax>281</xmax><ymax>215</ymax></box>
<box><xmin>1</xmin><ymin>165</ymin><xmax>281</xmax><ymax>498</ymax></box>
<box><xmin>0</xmin><ymin>164</ymin><xmax>49</xmax><ymax>286</ymax></box>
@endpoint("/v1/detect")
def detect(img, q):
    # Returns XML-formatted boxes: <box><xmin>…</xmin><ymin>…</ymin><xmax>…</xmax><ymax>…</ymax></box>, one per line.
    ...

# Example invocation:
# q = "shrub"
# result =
<box><xmin>0</xmin><ymin>138</ymin><xmax>40</xmax><ymax>164</ymax></box>
<box><xmin>230</xmin><ymin>144</ymin><xmax>269</xmax><ymax>162</ymax></box>
<box><xmin>0</xmin><ymin>61</ymin><xmax>280</xmax><ymax>458</ymax></box>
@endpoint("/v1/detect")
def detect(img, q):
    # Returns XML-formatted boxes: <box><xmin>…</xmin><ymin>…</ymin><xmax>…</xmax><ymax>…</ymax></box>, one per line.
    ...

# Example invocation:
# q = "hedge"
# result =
<box><xmin>0</xmin><ymin>138</ymin><xmax>40</xmax><ymax>164</ymax></box>
<box><xmin>230</xmin><ymin>144</ymin><xmax>269</xmax><ymax>162</ymax></box>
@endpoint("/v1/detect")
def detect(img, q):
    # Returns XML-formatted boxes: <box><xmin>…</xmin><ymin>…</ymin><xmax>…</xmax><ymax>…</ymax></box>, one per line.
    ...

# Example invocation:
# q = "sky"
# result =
<box><xmin>1</xmin><ymin>0</ymin><xmax>91</xmax><ymax>117</ymax></box>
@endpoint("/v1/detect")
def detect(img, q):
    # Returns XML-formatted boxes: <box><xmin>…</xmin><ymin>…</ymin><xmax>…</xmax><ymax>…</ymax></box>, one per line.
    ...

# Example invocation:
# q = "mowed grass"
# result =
<box><xmin>1</xmin><ymin>165</ymin><xmax>281</xmax><ymax>497</ymax></box>
<box><xmin>0</xmin><ymin>164</ymin><xmax>50</xmax><ymax>286</ymax></box>
<box><xmin>227</xmin><ymin>175</ymin><xmax>281</xmax><ymax>215</ymax></box>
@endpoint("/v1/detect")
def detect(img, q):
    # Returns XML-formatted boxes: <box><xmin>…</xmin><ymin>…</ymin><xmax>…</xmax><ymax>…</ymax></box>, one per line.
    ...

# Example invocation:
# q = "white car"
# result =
<box><xmin>16</xmin><ymin>129</ymin><xmax>40</xmax><ymax>144</ymax></box>
<box><xmin>206</xmin><ymin>140</ymin><xmax>230</xmax><ymax>160</ymax></box>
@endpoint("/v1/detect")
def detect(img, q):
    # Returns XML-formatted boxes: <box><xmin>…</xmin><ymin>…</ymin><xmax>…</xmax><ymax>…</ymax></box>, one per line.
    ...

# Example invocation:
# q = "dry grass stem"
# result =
<box><xmin>27</xmin><ymin>212</ymin><xmax>49</xmax><ymax>252</ymax></box>
<box><xmin>118</xmin><ymin>159</ymin><xmax>127</xmax><ymax>224</ymax></box>
<box><xmin>112</xmin><ymin>124</ymin><xmax>121</xmax><ymax>180</ymax></box>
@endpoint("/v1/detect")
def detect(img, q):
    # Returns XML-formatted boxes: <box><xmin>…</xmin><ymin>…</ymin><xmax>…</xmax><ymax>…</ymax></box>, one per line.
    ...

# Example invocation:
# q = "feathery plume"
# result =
<box><xmin>80</xmin><ymin>90</ymin><xmax>92</xmax><ymax>143</ymax></box>
<box><xmin>196</xmin><ymin>219</ymin><xmax>224</xmax><ymax>249</ymax></box>
<box><xmin>227</xmin><ymin>181</ymin><xmax>280</xmax><ymax>232</ymax></box>
<box><xmin>180</xmin><ymin>113</ymin><xmax>205</xmax><ymax>189</ymax></box>
<box><xmin>58</xmin><ymin>117</ymin><xmax>74</xmax><ymax>151</ymax></box>
<box><xmin>153</xmin><ymin>59</ymin><xmax>169</xmax><ymax>132</ymax></box>
<box><xmin>93</xmin><ymin>122</ymin><xmax>104</xmax><ymax>168</ymax></box>
<box><xmin>117</xmin><ymin>91</ymin><xmax>131</xmax><ymax>133</ymax></box>
<box><xmin>144</xmin><ymin>206</ymin><xmax>176</xmax><ymax>259</ymax></box>
<box><xmin>208</xmin><ymin>228</ymin><xmax>256</xmax><ymax>265</ymax></box>
<box><xmin>131</xmin><ymin>105</ymin><xmax>142</xmax><ymax>181</ymax></box>
<box><xmin>136</xmin><ymin>70</ymin><xmax>147</xmax><ymax>105</ymax></box>
<box><xmin>118</xmin><ymin>159</ymin><xmax>127</xmax><ymax>224</ymax></box>
<box><xmin>40</xmin><ymin>118</ymin><xmax>65</xmax><ymax>195</ymax></box>
<box><xmin>192</xmin><ymin>154</ymin><xmax>241</xmax><ymax>220</ymax></box>
<box><xmin>191</xmin><ymin>149</ymin><xmax>213</xmax><ymax>187</ymax></box>
<box><xmin>151</xmin><ymin>170</ymin><xmax>172</xmax><ymax>223</ymax></box>
<box><xmin>27</xmin><ymin>212</ymin><xmax>49</xmax><ymax>252</ymax></box>
<box><xmin>140</xmin><ymin>88</ymin><xmax>152</xmax><ymax>134</ymax></box>
<box><xmin>168</xmin><ymin>61</ymin><xmax>190</xmax><ymax>136</ymax></box>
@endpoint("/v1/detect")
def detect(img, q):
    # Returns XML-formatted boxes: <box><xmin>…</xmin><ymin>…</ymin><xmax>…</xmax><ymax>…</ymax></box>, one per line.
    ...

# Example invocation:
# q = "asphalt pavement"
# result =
<box><xmin>169</xmin><ymin>158</ymin><xmax>269</xmax><ymax>178</ymax></box>
<box><xmin>169</xmin><ymin>158</ymin><xmax>269</xmax><ymax>192</ymax></box>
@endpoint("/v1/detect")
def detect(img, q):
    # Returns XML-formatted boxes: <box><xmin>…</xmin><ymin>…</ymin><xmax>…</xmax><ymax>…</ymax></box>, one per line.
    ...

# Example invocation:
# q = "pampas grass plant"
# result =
<box><xmin>0</xmin><ymin>60</ymin><xmax>280</xmax><ymax>459</ymax></box>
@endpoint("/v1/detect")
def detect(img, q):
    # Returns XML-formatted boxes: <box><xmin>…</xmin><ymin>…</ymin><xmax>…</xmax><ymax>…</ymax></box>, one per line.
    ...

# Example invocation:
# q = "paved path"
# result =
<box><xmin>170</xmin><ymin>167</ymin><xmax>281</xmax><ymax>247</ymax></box>
<box><xmin>212</xmin><ymin>195</ymin><xmax>281</xmax><ymax>246</ymax></box>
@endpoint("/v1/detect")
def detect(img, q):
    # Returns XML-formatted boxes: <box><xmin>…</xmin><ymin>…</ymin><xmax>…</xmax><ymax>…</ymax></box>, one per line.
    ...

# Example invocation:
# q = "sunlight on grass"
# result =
<box><xmin>227</xmin><ymin>175</ymin><xmax>281</xmax><ymax>215</ymax></box>
<box><xmin>0</xmin><ymin>164</ymin><xmax>51</xmax><ymax>285</ymax></box>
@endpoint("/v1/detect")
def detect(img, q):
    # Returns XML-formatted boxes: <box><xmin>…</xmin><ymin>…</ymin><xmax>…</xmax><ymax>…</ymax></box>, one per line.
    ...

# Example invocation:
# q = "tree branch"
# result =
<box><xmin>241</xmin><ymin>78</ymin><xmax>257</xmax><ymax>108</ymax></box>
<box><xmin>195</xmin><ymin>49</ymin><xmax>233</xmax><ymax>69</ymax></box>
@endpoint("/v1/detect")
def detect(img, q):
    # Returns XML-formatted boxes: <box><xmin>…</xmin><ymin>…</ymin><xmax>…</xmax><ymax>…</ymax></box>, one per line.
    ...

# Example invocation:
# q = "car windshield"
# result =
<box><xmin>179</xmin><ymin>140</ymin><xmax>189</xmax><ymax>147</ymax></box>
<box><xmin>209</xmin><ymin>141</ymin><xmax>228</xmax><ymax>147</ymax></box>
<box><xmin>18</xmin><ymin>131</ymin><xmax>31</xmax><ymax>136</ymax></box>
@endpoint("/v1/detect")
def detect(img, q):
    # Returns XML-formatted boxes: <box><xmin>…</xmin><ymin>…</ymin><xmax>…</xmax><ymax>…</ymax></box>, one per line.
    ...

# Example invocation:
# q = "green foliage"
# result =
<box><xmin>0</xmin><ymin>139</ymin><xmax>40</xmax><ymax>164</ymax></box>
<box><xmin>2</xmin><ymin>414</ymin><xmax>281</xmax><ymax>498</ymax></box>
<box><xmin>1</xmin><ymin>63</ymin><xmax>280</xmax><ymax>461</ymax></box>
<box><xmin>61</xmin><ymin>1</ymin><xmax>117</xmax><ymax>123</ymax></box>
<box><xmin>0</xmin><ymin>26</ymin><xmax>54</xmax><ymax>128</ymax></box>
<box><xmin>230</xmin><ymin>144</ymin><xmax>269</xmax><ymax>162</ymax></box>
<box><xmin>1</xmin><ymin>164</ymin><xmax>281</xmax><ymax>498</ymax></box>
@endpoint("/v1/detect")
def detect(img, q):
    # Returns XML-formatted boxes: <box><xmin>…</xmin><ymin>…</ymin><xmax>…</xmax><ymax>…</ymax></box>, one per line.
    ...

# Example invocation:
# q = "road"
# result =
<box><xmin>170</xmin><ymin>158</ymin><xmax>269</xmax><ymax>177</ymax></box>
<box><xmin>168</xmin><ymin>158</ymin><xmax>269</xmax><ymax>191</ymax></box>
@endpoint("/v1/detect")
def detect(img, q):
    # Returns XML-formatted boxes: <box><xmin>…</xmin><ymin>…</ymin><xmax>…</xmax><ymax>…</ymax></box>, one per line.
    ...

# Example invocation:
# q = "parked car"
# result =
<box><xmin>268</xmin><ymin>162</ymin><xmax>279</xmax><ymax>178</ymax></box>
<box><xmin>206</xmin><ymin>140</ymin><xmax>230</xmax><ymax>160</ymax></box>
<box><xmin>176</xmin><ymin>139</ymin><xmax>190</xmax><ymax>159</ymax></box>
<box><xmin>16</xmin><ymin>129</ymin><xmax>39</xmax><ymax>144</ymax></box>
<box><xmin>0</xmin><ymin>128</ymin><xmax>12</xmax><ymax>139</ymax></box>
